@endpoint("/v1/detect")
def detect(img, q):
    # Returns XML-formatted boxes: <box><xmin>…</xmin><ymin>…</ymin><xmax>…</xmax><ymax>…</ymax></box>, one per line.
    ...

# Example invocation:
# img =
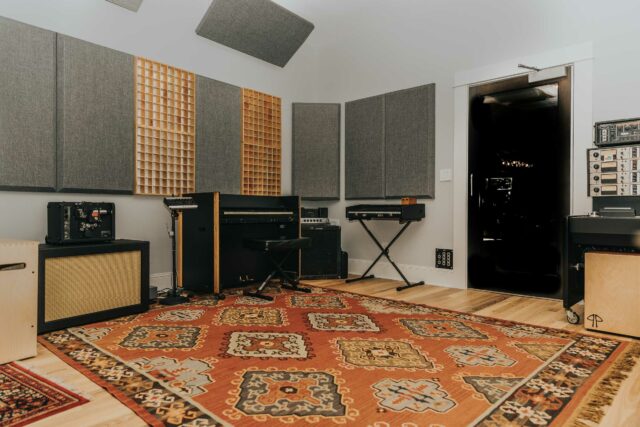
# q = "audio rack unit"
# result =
<box><xmin>595</xmin><ymin>118</ymin><xmax>640</xmax><ymax>147</ymax></box>
<box><xmin>588</xmin><ymin>145</ymin><xmax>640</xmax><ymax>197</ymax></box>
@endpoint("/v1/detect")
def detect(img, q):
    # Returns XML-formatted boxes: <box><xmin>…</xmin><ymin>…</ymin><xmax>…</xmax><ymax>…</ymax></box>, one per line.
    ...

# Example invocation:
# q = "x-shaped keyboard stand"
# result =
<box><xmin>345</xmin><ymin>218</ymin><xmax>425</xmax><ymax>291</ymax></box>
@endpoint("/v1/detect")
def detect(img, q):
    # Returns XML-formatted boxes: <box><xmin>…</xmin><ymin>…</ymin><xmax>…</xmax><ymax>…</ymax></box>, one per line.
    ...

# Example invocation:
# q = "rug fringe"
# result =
<box><xmin>571</xmin><ymin>342</ymin><xmax>640</xmax><ymax>427</ymax></box>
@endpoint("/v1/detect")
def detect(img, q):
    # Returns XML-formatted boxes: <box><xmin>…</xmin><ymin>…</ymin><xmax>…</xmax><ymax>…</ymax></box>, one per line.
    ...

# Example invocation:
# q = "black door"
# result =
<box><xmin>468</xmin><ymin>71</ymin><xmax>571</xmax><ymax>298</ymax></box>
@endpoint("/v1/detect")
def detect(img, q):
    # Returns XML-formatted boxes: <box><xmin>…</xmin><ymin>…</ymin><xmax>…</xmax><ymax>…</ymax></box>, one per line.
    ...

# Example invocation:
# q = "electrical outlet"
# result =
<box><xmin>436</xmin><ymin>248</ymin><xmax>453</xmax><ymax>269</ymax></box>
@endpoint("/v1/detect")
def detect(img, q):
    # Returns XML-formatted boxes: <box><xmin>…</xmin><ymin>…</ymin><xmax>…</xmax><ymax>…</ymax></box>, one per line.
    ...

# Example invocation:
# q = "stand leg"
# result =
<box><xmin>161</xmin><ymin>211</ymin><xmax>189</xmax><ymax>305</ymax></box>
<box><xmin>346</xmin><ymin>219</ymin><xmax>425</xmax><ymax>291</ymax></box>
<box><xmin>243</xmin><ymin>270</ymin><xmax>277</xmax><ymax>301</ymax></box>
<box><xmin>272</xmin><ymin>252</ymin><xmax>310</xmax><ymax>293</ymax></box>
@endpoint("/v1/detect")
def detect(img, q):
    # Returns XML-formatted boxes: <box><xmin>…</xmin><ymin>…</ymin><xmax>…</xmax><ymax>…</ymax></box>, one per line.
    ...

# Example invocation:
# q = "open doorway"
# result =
<box><xmin>467</xmin><ymin>70</ymin><xmax>571</xmax><ymax>298</ymax></box>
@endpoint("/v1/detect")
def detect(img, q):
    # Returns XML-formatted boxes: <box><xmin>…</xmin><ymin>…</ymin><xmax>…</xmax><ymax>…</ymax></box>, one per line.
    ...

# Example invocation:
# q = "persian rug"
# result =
<box><xmin>39</xmin><ymin>286</ymin><xmax>639</xmax><ymax>427</ymax></box>
<box><xmin>0</xmin><ymin>362</ymin><xmax>88</xmax><ymax>426</ymax></box>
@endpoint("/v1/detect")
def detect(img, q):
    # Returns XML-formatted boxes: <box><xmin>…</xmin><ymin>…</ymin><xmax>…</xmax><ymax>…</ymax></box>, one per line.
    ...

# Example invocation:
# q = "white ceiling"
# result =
<box><xmin>277</xmin><ymin>0</ymin><xmax>639</xmax><ymax>73</ymax></box>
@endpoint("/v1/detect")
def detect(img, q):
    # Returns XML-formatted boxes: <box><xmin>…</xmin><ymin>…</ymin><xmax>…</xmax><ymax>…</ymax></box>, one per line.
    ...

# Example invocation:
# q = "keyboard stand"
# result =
<box><xmin>345</xmin><ymin>219</ymin><xmax>425</xmax><ymax>291</ymax></box>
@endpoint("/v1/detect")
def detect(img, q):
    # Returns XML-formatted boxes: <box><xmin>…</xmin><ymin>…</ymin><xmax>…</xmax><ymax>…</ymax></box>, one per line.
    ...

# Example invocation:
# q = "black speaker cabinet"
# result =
<box><xmin>38</xmin><ymin>240</ymin><xmax>149</xmax><ymax>333</ymax></box>
<box><xmin>301</xmin><ymin>224</ymin><xmax>341</xmax><ymax>279</ymax></box>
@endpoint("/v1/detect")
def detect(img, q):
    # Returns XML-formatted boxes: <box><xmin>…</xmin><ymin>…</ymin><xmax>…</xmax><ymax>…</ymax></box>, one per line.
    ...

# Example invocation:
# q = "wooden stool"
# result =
<box><xmin>242</xmin><ymin>237</ymin><xmax>312</xmax><ymax>301</ymax></box>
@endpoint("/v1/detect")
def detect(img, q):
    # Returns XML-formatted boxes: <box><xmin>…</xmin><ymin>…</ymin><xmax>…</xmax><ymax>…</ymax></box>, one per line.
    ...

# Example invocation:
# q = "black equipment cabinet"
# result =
<box><xmin>38</xmin><ymin>239</ymin><xmax>149</xmax><ymax>333</ymax></box>
<box><xmin>180</xmin><ymin>193</ymin><xmax>301</xmax><ymax>293</ymax></box>
<box><xmin>564</xmin><ymin>215</ymin><xmax>640</xmax><ymax>323</ymax></box>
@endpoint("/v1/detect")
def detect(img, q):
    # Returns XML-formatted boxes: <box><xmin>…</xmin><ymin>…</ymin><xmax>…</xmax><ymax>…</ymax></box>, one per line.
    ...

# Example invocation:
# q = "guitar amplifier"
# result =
<box><xmin>38</xmin><ymin>240</ymin><xmax>149</xmax><ymax>333</ymax></box>
<box><xmin>301</xmin><ymin>223</ymin><xmax>342</xmax><ymax>279</ymax></box>
<box><xmin>46</xmin><ymin>202</ymin><xmax>115</xmax><ymax>244</ymax></box>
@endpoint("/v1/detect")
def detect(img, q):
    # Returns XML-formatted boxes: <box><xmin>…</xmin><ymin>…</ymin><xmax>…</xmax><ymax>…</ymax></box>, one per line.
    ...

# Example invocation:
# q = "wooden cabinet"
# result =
<box><xmin>0</xmin><ymin>240</ymin><xmax>39</xmax><ymax>364</ymax></box>
<box><xmin>57</xmin><ymin>34</ymin><xmax>135</xmax><ymax>193</ymax></box>
<box><xmin>0</xmin><ymin>17</ymin><xmax>56</xmax><ymax>191</ymax></box>
<box><xmin>584</xmin><ymin>252</ymin><xmax>640</xmax><ymax>337</ymax></box>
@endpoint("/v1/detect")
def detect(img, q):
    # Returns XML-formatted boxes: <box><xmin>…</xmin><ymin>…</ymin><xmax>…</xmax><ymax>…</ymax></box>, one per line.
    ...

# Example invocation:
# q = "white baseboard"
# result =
<box><xmin>150</xmin><ymin>272</ymin><xmax>172</xmax><ymax>291</ymax></box>
<box><xmin>348</xmin><ymin>258</ymin><xmax>464</xmax><ymax>289</ymax></box>
<box><xmin>152</xmin><ymin>260</ymin><xmax>466</xmax><ymax>291</ymax></box>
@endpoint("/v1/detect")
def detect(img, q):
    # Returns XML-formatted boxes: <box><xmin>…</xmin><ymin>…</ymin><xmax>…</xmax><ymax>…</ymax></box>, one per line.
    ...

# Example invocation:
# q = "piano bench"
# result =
<box><xmin>242</xmin><ymin>237</ymin><xmax>312</xmax><ymax>301</ymax></box>
<box><xmin>243</xmin><ymin>237</ymin><xmax>312</xmax><ymax>252</ymax></box>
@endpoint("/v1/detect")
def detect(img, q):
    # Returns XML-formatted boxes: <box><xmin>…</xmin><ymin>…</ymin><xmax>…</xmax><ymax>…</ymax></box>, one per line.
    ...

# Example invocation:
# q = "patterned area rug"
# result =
<box><xmin>39</xmin><ymin>286</ymin><xmax>640</xmax><ymax>427</ymax></box>
<box><xmin>0</xmin><ymin>362</ymin><xmax>88</xmax><ymax>426</ymax></box>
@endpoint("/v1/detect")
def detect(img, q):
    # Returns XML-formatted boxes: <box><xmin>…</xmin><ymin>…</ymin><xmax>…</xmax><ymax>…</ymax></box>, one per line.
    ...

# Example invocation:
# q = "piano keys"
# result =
<box><xmin>346</xmin><ymin>204</ymin><xmax>425</xmax><ymax>222</ymax></box>
<box><xmin>179</xmin><ymin>193</ymin><xmax>301</xmax><ymax>294</ymax></box>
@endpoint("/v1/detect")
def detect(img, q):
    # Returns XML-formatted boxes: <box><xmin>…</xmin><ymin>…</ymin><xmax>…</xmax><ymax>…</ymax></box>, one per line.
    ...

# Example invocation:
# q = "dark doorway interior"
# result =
<box><xmin>468</xmin><ymin>71</ymin><xmax>571</xmax><ymax>299</ymax></box>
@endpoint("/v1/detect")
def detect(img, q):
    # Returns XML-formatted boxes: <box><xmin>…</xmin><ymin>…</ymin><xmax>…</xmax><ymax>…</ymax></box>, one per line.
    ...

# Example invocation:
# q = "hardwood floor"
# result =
<box><xmin>19</xmin><ymin>277</ymin><xmax>639</xmax><ymax>426</ymax></box>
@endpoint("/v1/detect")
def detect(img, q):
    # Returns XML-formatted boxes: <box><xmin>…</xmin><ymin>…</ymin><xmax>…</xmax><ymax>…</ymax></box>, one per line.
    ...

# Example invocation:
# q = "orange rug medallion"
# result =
<box><xmin>39</xmin><ymin>286</ymin><xmax>639</xmax><ymax>426</ymax></box>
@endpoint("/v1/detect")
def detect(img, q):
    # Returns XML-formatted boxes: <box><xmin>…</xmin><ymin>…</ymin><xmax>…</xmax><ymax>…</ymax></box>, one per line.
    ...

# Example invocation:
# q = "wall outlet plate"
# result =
<box><xmin>435</xmin><ymin>248</ymin><xmax>453</xmax><ymax>269</ymax></box>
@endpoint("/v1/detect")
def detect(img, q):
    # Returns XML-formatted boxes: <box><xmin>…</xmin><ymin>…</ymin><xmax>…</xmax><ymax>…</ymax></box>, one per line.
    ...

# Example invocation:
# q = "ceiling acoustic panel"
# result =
<box><xmin>106</xmin><ymin>0</ymin><xmax>143</xmax><ymax>12</ymax></box>
<box><xmin>196</xmin><ymin>0</ymin><xmax>314</xmax><ymax>67</ymax></box>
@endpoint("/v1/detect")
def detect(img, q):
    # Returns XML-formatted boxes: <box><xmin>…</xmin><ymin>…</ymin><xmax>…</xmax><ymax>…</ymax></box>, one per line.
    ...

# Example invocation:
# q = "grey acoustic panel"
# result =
<box><xmin>106</xmin><ymin>0</ymin><xmax>143</xmax><ymax>12</ymax></box>
<box><xmin>196</xmin><ymin>0</ymin><xmax>314</xmax><ymax>67</ymax></box>
<box><xmin>57</xmin><ymin>34</ymin><xmax>135</xmax><ymax>193</ymax></box>
<box><xmin>292</xmin><ymin>103</ymin><xmax>340</xmax><ymax>200</ymax></box>
<box><xmin>345</xmin><ymin>95</ymin><xmax>385</xmax><ymax>200</ymax></box>
<box><xmin>384</xmin><ymin>84</ymin><xmax>436</xmax><ymax>199</ymax></box>
<box><xmin>195</xmin><ymin>75</ymin><xmax>242</xmax><ymax>193</ymax></box>
<box><xmin>0</xmin><ymin>17</ymin><xmax>56</xmax><ymax>191</ymax></box>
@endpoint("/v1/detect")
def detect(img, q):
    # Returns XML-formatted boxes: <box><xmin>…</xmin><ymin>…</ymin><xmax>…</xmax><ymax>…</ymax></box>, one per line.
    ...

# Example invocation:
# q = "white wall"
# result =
<box><xmin>0</xmin><ymin>0</ymin><xmax>321</xmax><ymax>282</ymax></box>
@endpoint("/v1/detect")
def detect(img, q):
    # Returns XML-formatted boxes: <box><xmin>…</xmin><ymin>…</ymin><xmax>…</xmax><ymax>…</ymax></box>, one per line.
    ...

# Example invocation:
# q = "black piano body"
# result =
<box><xmin>180</xmin><ymin>193</ymin><xmax>300</xmax><ymax>294</ymax></box>
<box><xmin>346</xmin><ymin>204</ymin><xmax>426</xmax><ymax>222</ymax></box>
<box><xmin>564</xmin><ymin>214</ymin><xmax>640</xmax><ymax>322</ymax></box>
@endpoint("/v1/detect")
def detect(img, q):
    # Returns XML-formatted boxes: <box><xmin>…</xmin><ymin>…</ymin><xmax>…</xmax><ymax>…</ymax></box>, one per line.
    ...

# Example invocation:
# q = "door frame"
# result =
<box><xmin>451</xmin><ymin>43</ymin><xmax>594</xmax><ymax>289</ymax></box>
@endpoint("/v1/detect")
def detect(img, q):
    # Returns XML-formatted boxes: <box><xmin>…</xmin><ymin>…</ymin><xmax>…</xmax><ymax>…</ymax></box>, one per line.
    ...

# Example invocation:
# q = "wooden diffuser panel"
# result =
<box><xmin>135</xmin><ymin>57</ymin><xmax>196</xmax><ymax>195</ymax></box>
<box><xmin>242</xmin><ymin>88</ymin><xmax>282</xmax><ymax>195</ymax></box>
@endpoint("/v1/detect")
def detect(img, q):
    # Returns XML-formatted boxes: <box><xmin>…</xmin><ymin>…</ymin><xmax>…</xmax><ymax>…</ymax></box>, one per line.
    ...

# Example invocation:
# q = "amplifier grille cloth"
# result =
<box><xmin>44</xmin><ymin>251</ymin><xmax>141</xmax><ymax>322</ymax></box>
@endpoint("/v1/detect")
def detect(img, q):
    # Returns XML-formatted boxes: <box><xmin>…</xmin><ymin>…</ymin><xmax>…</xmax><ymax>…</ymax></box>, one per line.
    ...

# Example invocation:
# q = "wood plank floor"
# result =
<box><xmin>19</xmin><ymin>278</ymin><xmax>639</xmax><ymax>427</ymax></box>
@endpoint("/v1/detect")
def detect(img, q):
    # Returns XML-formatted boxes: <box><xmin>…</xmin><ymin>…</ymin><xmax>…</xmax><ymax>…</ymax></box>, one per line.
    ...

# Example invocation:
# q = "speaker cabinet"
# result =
<box><xmin>301</xmin><ymin>224</ymin><xmax>341</xmax><ymax>279</ymax></box>
<box><xmin>38</xmin><ymin>240</ymin><xmax>149</xmax><ymax>333</ymax></box>
<box><xmin>585</xmin><ymin>252</ymin><xmax>640</xmax><ymax>337</ymax></box>
<box><xmin>0</xmin><ymin>240</ymin><xmax>39</xmax><ymax>364</ymax></box>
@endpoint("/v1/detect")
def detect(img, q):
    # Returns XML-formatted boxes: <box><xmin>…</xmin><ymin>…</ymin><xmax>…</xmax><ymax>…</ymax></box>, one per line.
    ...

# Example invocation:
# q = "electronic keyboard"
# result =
<box><xmin>163</xmin><ymin>197</ymin><xmax>198</xmax><ymax>211</ymax></box>
<box><xmin>346</xmin><ymin>204</ymin><xmax>425</xmax><ymax>222</ymax></box>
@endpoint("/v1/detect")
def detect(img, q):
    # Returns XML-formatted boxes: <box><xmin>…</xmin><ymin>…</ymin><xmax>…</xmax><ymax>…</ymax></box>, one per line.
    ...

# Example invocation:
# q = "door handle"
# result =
<box><xmin>470</xmin><ymin>173</ymin><xmax>473</xmax><ymax>197</ymax></box>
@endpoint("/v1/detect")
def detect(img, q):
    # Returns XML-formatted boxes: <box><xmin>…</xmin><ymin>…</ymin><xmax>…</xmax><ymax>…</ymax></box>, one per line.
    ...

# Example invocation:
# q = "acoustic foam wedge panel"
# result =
<box><xmin>106</xmin><ymin>0</ymin><xmax>143</xmax><ymax>12</ymax></box>
<box><xmin>196</xmin><ymin>75</ymin><xmax>242</xmax><ymax>193</ymax></box>
<box><xmin>57</xmin><ymin>35</ymin><xmax>135</xmax><ymax>193</ymax></box>
<box><xmin>345</xmin><ymin>95</ymin><xmax>386</xmax><ymax>199</ymax></box>
<box><xmin>384</xmin><ymin>83</ymin><xmax>436</xmax><ymax>199</ymax></box>
<box><xmin>196</xmin><ymin>0</ymin><xmax>314</xmax><ymax>67</ymax></box>
<box><xmin>0</xmin><ymin>17</ymin><xmax>56</xmax><ymax>191</ymax></box>
<box><xmin>293</xmin><ymin>103</ymin><xmax>341</xmax><ymax>200</ymax></box>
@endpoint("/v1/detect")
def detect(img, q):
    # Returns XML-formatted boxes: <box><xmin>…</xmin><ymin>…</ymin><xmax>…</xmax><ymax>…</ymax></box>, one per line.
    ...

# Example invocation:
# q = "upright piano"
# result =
<box><xmin>180</xmin><ymin>193</ymin><xmax>300</xmax><ymax>294</ymax></box>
